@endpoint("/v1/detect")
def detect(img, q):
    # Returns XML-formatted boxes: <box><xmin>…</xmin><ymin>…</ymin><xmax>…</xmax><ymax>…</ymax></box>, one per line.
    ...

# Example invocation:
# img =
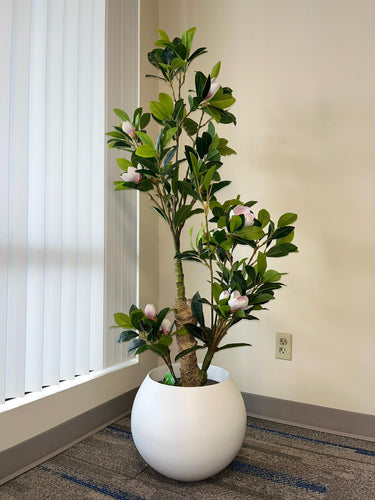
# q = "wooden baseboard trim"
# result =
<box><xmin>242</xmin><ymin>392</ymin><xmax>375</xmax><ymax>441</ymax></box>
<box><xmin>0</xmin><ymin>387</ymin><xmax>138</xmax><ymax>485</ymax></box>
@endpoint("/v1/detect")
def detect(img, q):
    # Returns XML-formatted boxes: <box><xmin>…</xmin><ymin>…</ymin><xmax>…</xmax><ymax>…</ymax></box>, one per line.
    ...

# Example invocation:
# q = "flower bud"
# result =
<box><xmin>228</xmin><ymin>290</ymin><xmax>250</xmax><ymax>311</ymax></box>
<box><xmin>229</xmin><ymin>205</ymin><xmax>255</xmax><ymax>227</ymax></box>
<box><xmin>144</xmin><ymin>304</ymin><xmax>157</xmax><ymax>320</ymax></box>
<box><xmin>122</xmin><ymin>120</ymin><xmax>136</xmax><ymax>139</ymax></box>
<box><xmin>161</xmin><ymin>318</ymin><xmax>172</xmax><ymax>334</ymax></box>
<box><xmin>219</xmin><ymin>290</ymin><xmax>230</xmax><ymax>302</ymax></box>
<box><xmin>120</xmin><ymin>166</ymin><xmax>142</xmax><ymax>184</ymax></box>
<box><xmin>206</xmin><ymin>78</ymin><xmax>221</xmax><ymax>99</ymax></box>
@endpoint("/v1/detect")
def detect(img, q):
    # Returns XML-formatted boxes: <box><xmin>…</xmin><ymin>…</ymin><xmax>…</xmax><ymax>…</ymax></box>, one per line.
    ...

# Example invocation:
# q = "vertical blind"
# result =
<box><xmin>0</xmin><ymin>0</ymin><xmax>139</xmax><ymax>404</ymax></box>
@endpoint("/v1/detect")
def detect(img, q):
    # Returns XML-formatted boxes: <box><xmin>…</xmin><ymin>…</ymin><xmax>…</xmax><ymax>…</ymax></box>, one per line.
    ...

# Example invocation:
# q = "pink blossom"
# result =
<box><xmin>230</xmin><ymin>205</ymin><xmax>255</xmax><ymax>227</ymax></box>
<box><xmin>120</xmin><ymin>167</ymin><xmax>142</xmax><ymax>184</ymax></box>
<box><xmin>219</xmin><ymin>290</ymin><xmax>230</xmax><ymax>302</ymax></box>
<box><xmin>228</xmin><ymin>291</ymin><xmax>250</xmax><ymax>311</ymax></box>
<box><xmin>161</xmin><ymin>318</ymin><xmax>172</xmax><ymax>334</ymax></box>
<box><xmin>144</xmin><ymin>304</ymin><xmax>156</xmax><ymax>320</ymax></box>
<box><xmin>206</xmin><ymin>78</ymin><xmax>221</xmax><ymax>99</ymax></box>
<box><xmin>122</xmin><ymin>120</ymin><xmax>136</xmax><ymax>139</ymax></box>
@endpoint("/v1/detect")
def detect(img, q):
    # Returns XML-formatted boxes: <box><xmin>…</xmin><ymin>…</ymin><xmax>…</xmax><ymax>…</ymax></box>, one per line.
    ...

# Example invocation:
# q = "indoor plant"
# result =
<box><xmin>107</xmin><ymin>27</ymin><xmax>298</xmax><ymax>480</ymax></box>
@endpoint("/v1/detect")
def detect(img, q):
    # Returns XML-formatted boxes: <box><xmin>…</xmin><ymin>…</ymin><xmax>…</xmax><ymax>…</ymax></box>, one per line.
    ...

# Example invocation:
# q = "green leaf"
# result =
<box><xmin>209</xmin><ymin>88</ymin><xmax>236</xmax><ymax>109</ymax></box>
<box><xmin>135</xmin><ymin>131</ymin><xmax>154</xmax><ymax>147</ymax></box>
<box><xmin>230</xmin><ymin>215</ymin><xmax>243</xmax><ymax>233</ymax></box>
<box><xmin>157</xmin><ymin>29</ymin><xmax>169</xmax><ymax>41</ymax></box>
<box><xmin>136</xmin><ymin>144</ymin><xmax>157</xmax><ymax>158</ymax></box>
<box><xmin>174</xmin><ymin>205</ymin><xmax>192</xmax><ymax>227</ymax></box>
<box><xmin>175</xmin><ymin>344</ymin><xmax>204</xmax><ymax>361</ymax></box>
<box><xmin>158</xmin><ymin>333</ymin><xmax>173</xmax><ymax>347</ymax></box>
<box><xmin>150</xmin><ymin>93</ymin><xmax>174</xmax><ymax>121</ymax></box>
<box><xmin>257</xmin><ymin>251</ymin><xmax>267</xmax><ymax>276</ymax></box>
<box><xmin>140</xmin><ymin>113</ymin><xmax>151</xmax><ymax>129</ymax></box>
<box><xmin>128</xmin><ymin>338</ymin><xmax>146</xmax><ymax>354</ymax></box>
<box><xmin>277</xmin><ymin>212</ymin><xmax>298</xmax><ymax>228</ymax></box>
<box><xmin>113</xmin><ymin>312</ymin><xmax>133</xmax><ymax>329</ymax></box>
<box><xmin>192</xmin><ymin>291</ymin><xmax>205</xmax><ymax>327</ymax></box>
<box><xmin>236</xmin><ymin>226</ymin><xmax>265</xmax><ymax>240</ymax></box>
<box><xmin>117</xmin><ymin>330</ymin><xmax>138</xmax><ymax>343</ymax></box>
<box><xmin>182</xmin><ymin>118</ymin><xmax>198</xmax><ymax>136</ymax></box>
<box><xmin>150</xmin><ymin>206</ymin><xmax>167</xmax><ymax>222</ymax></box>
<box><xmin>272</xmin><ymin>226</ymin><xmax>295</xmax><ymax>240</ymax></box>
<box><xmin>216</xmin><ymin>342</ymin><xmax>251</xmax><ymax>351</ymax></box>
<box><xmin>212</xmin><ymin>282</ymin><xmax>223</xmax><ymax>303</ymax></box>
<box><xmin>250</xmin><ymin>293</ymin><xmax>274</xmax><ymax>304</ymax></box>
<box><xmin>263</xmin><ymin>270</ymin><xmax>282</xmax><ymax>283</ymax></box>
<box><xmin>203</xmin><ymin>166</ymin><xmax>217</xmax><ymax>191</ymax></box>
<box><xmin>116</xmin><ymin>158</ymin><xmax>133</xmax><ymax>170</ymax></box>
<box><xmin>258</xmin><ymin>209</ymin><xmax>270</xmax><ymax>228</ymax></box>
<box><xmin>267</xmin><ymin>243</ymin><xmax>298</xmax><ymax>257</ymax></box>
<box><xmin>114</xmin><ymin>108</ymin><xmax>130</xmax><ymax>122</ymax></box>
<box><xmin>161</xmin><ymin>127</ymin><xmax>178</xmax><ymax>148</ymax></box>
<box><xmin>211</xmin><ymin>61</ymin><xmax>221</xmax><ymax>78</ymax></box>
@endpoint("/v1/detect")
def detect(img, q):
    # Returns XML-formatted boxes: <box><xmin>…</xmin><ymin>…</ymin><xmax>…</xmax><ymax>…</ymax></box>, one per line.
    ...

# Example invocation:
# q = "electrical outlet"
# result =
<box><xmin>275</xmin><ymin>332</ymin><xmax>292</xmax><ymax>360</ymax></box>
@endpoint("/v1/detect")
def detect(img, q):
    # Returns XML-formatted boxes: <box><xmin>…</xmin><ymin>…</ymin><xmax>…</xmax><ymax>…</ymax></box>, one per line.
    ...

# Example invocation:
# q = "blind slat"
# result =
<box><xmin>0</xmin><ymin>0</ymin><xmax>13</xmax><ymax>402</ymax></box>
<box><xmin>6</xmin><ymin>0</ymin><xmax>32</xmax><ymax>399</ymax></box>
<box><xmin>60</xmin><ymin>0</ymin><xmax>79</xmax><ymax>381</ymax></box>
<box><xmin>25</xmin><ymin>0</ymin><xmax>48</xmax><ymax>392</ymax></box>
<box><xmin>75</xmin><ymin>0</ymin><xmax>93</xmax><ymax>375</ymax></box>
<box><xmin>43</xmin><ymin>0</ymin><xmax>64</xmax><ymax>386</ymax></box>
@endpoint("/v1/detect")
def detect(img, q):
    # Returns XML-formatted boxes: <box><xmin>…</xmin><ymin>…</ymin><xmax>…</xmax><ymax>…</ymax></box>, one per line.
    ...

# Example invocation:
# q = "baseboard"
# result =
<box><xmin>242</xmin><ymin>392</ymin><xmax>375</xmax><ymax>441</ymax></box>
<box><xmin>0</xmin><ymin>387</ymin><xmax>138</xmax><ymax>486</ymax></box>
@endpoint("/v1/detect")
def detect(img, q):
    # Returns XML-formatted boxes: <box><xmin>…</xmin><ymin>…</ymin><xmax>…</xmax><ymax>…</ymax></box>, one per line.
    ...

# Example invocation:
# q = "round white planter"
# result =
<box><xmin>131</xmin><ymin>364</ymin><xmax>247</xmax><ymax>481</ymax></box>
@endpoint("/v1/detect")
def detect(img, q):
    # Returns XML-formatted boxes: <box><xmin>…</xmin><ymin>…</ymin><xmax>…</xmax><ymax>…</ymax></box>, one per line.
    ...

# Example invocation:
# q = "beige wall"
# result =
<box><xmin>157</xmin><ymin>0</ymin><xmax>375</xmax><ymax>414</ymax></box>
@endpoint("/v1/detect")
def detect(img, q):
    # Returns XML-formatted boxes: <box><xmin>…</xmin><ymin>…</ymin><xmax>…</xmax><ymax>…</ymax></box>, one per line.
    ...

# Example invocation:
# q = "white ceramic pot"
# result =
<box><xmin>131</xmin><ymin>364</ymin><xmax>247</xmax><ymax>481</ymax></box>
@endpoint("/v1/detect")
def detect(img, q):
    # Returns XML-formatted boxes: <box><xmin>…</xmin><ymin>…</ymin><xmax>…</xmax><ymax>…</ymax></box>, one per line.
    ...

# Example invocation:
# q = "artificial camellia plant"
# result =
<box><xmin>108</xmin><ymin>28</ymin><xmax>298</xmax><ymax>387</ymax></box>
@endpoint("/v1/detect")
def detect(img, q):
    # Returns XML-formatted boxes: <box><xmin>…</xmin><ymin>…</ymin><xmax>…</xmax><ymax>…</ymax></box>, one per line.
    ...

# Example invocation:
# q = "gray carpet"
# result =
<box><xmin>2</xmin><ymin>415</ymin><xmax>375</xmax><ymax>499</ymax></box>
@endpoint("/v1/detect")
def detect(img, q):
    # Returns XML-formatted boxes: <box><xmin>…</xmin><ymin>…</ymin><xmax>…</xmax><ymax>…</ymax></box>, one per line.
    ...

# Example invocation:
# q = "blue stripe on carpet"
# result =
<box><xmin>228</xmin><ymin>460</ymin><xmax>327</xmax><ymax>494</ymax></box>
<box><xmin>106</xmin><ymin>426</ymin><xmax>133</xmax><ymax>439</ymax></box>
<box><xmin>40</xmin><ymin>466</ymin><xmax>144</xmax><ymax>500</ymax></box>
<box><xmin>247</xmin><ymin>423</ymin><xmax>375</xmax><ymax>456</ymax></box>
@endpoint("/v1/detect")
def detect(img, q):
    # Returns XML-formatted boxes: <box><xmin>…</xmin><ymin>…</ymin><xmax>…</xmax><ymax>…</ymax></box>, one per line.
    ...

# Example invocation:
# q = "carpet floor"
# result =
<box><xmin>1</xmin><ymin>415</ymin><xmax>375</xmax><ymax>499</ymax></box>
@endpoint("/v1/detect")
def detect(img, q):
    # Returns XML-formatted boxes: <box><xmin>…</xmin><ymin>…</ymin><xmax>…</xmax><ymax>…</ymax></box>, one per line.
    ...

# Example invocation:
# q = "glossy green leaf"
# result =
<box><xmin>175</xmin><ymin>344</ymin><xmax>204</xmax><ymax>361</ymax></box>
<box><xmin>116</xmin><ymin>158</ymin><xmax>133</xmax><ymax>170</ymax></box>
<box><xmin>113</xmin><ymin>312</ymin><xmax>133</xmax><ymax>329</ymax></box>
<box><xmin>211</xmin><ymin>61</ymin><xmax>221</xmax><ymax>78</ymax></box>
<box><xmin>236</xmin><ymin>226</ymin><xmax>265</xmax><ymax>241</ymax></box>
<box><xmin>114</xmin><ymin>108</ymin><xmax>130</xmax><ymax>122</ymax></box>
<box><xmin>135</xmin><ymin>131</ymin><xmax>154</xmax><ymax>147</ymax></box>
<box><xmin>277</xmin><ymin>212</ymin><xmax>298</xmax><ymax>228</ymax></box>
<box><xmin>117</xmin><ymin>330</ymin><xmax>138</xmax><ymax>343</ymax></box>
<box><xmin>216</xmin><ymin>342</ymin><xmax>251</xmax><ymax>351</ymax></box>
<box><xmin>136</xmin><ymin>144</ymin><xmax>157</xmax><ymax>158</ymax></box>
<box><xmin>257</xmin><ymin>251</ymin><xmax>267</xmax><ymax>276</ymax></box>
<box><xmin>258</xmin><ymin>209</ymin><xmax>270</xmax><ymax>228</ymax></box>
<box><xmin>192</xmin><ymin>291</ymin><xmax>205</xmax><ymax>327</ymax></box>
<box><xmin>263</xmin><ymin>270</ymin><xmax>282</xmax><ymax>283</ymax></box>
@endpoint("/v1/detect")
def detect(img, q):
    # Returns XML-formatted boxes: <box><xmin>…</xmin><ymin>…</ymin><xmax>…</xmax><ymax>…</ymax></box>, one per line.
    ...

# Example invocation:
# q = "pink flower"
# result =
<box><xmin>228</xmin><ymin>291</ymin><xmax>250</xmax><ymax>311</ymax></box>
<box><xmin>122</xmin><ymin>120</ymin><xmax>136</xmax><ymax>139</ymax></box>
<box><xmin>161</xmin><ymin>318</ymin><xmax>172</xmax><ymax>334</ymax></box>
<box><xmin>144</xmin><ymin>304</ymin><xmax>156</xmax><ymax>320</ymax></box>
<box><xmin>230</xmin><ymin>205</ymin><xmax>255</xmax><ymax>227</ymax></box>
<box><xmin>219</xmin><ymin>290</ymin><xmax>230</xmax><ymax>302</ymax></box>
<box><xmin>120</xmin><ymin>167</ymin><xmax>142</xmax><ymax>183</ymax></box>
<box><xmin>206</xmin><ymin>78</ymin><xmax>221</xmax><ymax>99</ymax></box>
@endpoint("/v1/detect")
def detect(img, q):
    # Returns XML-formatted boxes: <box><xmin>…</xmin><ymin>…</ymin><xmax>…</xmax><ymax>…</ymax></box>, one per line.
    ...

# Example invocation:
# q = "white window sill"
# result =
<box><xmin>0</xmin><ymin>358</ymin><xmax>138</xmax><ymax>413</ymax></box>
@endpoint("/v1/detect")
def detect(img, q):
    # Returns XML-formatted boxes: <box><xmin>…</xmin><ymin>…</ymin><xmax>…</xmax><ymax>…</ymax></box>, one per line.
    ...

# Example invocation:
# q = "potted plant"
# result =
<box><xmin>107</xmin><ymin>27</ymin><xmax>298</xmax><ymax>481</ymax></box>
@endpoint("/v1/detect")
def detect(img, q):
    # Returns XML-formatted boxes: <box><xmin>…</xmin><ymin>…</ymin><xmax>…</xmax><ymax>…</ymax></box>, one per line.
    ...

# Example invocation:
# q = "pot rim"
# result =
<box><xmin>146</xmin><ymin>363</ymin><xmax>230</xmax><ymax>388</ymax></box>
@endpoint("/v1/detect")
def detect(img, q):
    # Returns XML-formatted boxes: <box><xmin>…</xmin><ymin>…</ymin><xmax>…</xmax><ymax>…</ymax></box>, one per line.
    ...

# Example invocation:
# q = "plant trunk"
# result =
<box><xmin>175</xmin><ymin>298</ymin><xmax>201</xmax><ymax>386</ymax></box>
<box><xmin>174</xmin><ymin>254</ymin><xmax>201</xmax><ymax>386</ymax></box>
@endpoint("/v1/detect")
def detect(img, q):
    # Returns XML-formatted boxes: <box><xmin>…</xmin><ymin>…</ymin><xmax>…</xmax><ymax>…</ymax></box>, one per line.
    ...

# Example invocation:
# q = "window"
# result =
<box><xmin>0</xmin><ymin>0</ymin><xmax>139</xmax><ymax>404</ymax></box>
